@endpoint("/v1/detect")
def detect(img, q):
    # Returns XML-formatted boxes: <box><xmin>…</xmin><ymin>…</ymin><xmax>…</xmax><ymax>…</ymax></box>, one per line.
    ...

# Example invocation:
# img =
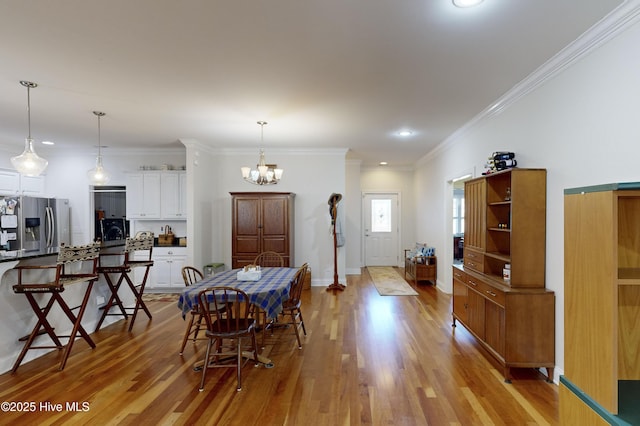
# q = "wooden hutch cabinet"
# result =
<box><xmin>453</xmin><ymin>168</ymin><xmax>555</xmax><ymax>383</ymax></box>
<box><xmin>560</xmin><ymin>183</ymin><xmax>640</xmax><ymax>425</ymax></box>
<box><xmin>230</xmin><ymin>192</ymin><xmax>295</xmax><ymax>269</ymax></box>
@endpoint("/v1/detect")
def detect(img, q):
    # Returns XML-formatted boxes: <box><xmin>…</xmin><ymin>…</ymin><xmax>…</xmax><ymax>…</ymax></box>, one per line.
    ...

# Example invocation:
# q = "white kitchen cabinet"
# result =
<box><xmin>127</xmin><ymin>171</ymin><xmax>186</xmax><ymax>220</ymax></box>
<box><xmin>143</xmin><ymin>247</ymin><xmax>186</xmax><ymax>288</ymax></box>
<box><xmin>0</xmin><ymin>169</ymin><xmax>45</xmax><ymax>196</ymax></box>
<box><xmin>160</xmin><ymin>171</ymin><xmax>186</xmax><ymax>219</ymax></box>
<box><xmin>20</xmin><ymin>175</ymin><xmax>45</xmax><ymax>196</ymax></box>
<box><xmin>0</xmin><ymin>170</ymin><xmax>20</xmax><ymax>194</ymax></box>
<box><xmin>126</xmin><ymin>172</ymin><xmax>161</xmax><ymax>219</ymax></box>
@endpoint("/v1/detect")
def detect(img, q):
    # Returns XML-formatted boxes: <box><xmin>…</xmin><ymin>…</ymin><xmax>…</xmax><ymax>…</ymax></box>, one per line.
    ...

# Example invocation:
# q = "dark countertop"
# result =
<box><xmin>0</xmin><ymin>240</ymin><xmax>126</xmax><ymax>264</ymax></box>
<box><xmin>153</xmin><ymin>236</ymin><xmax>186</xmax><ymax>248</ymax></box>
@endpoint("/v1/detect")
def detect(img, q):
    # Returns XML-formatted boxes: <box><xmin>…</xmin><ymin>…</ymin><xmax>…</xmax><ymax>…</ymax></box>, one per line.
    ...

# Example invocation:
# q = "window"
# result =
<box><xmin>371</xmin><ymin>199</ymin><xmax>392</xmax><ymax>233</ymax></box>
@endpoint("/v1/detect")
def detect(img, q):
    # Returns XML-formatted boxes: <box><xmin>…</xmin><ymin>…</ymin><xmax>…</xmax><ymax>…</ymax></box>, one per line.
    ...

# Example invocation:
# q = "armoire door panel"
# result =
<box><xmin>235</xmin><ymin>199</ymin><xmax>260</xmax><ymax>235</ymax></box>
<box><xmin>236</xmin><ymin>237</ymin><xmax>260</xmax><ymax>254</ymax></box>
<box><xmin>261</xmin><ymin>198</ymin><xmax>287</xmax><ymax>235</ymax></box>
<box><xmin>262</xmin><ymin>237</ymin><xmax>287</xmax><ymax>253</ymax></box>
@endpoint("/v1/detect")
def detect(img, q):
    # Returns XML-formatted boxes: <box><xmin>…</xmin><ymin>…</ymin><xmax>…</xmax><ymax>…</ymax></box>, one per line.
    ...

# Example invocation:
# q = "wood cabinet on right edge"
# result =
<box><xmin>453</xmin><ymin>168</ymin><xmax>555</xmax><ymax>383</ymax></box>
<box><xmin>561</xmin><ymin>183</ymin><xmax>640</xmax><ymax>425</ymax></box>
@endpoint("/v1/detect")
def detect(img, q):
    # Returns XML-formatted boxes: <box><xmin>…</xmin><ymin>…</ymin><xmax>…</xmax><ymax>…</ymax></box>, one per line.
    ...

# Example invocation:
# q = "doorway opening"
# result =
<box><xmin>451</xmin><ymin>174</ymin><xmax>472</xmax><ymax>266</ymax></box>
<box><xmin>91</xmin><ymin>186</ymin><xmax>127</xmax><ymax>241</ymax></box>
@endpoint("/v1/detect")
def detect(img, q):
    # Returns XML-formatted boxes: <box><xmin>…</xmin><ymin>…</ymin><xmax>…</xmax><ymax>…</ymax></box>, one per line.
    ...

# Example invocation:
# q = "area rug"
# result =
<box><xmin>368</xmin><ymin>267</ymin><xmax>418</xmax><ymax>296</ymax></box>
<box><xmin>142</xmin><ymin>293</ymin><xmax>181</xmax><ymax>302</ymax></box>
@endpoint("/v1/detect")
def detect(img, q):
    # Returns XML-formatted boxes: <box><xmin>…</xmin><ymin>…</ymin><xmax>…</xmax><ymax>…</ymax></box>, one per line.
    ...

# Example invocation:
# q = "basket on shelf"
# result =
<box><xmin>157</xmin><ymin>225</ymin><xmax>174</xmax><ymax>246</ymax></box>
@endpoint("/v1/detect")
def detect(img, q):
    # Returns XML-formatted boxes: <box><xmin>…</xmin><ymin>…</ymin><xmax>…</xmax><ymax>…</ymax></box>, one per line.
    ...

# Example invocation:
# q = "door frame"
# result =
<box><xmin>444</xmin><ymin>169</ymin><xmax>475</xmax><ymax>293</ymax></box>
<box><xmin>361</xmin><ymin>191</ymin><xmax>402</xmax><ymax>267</ymax></box>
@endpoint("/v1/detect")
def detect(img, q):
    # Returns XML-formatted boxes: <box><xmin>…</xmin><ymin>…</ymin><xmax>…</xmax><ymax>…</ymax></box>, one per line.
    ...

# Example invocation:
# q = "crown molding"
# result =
<box><xmin>418</xmin><ymin>0</ymin><xmax>640</xmax><ymax>167</ymax></box>
<box><xmin>360</xmin><ymin>164</ymin><xmax>414</xmax><ymax>172</ymax></box>
<box><xmin>219</xmin><ymin>147</ymin><xmax>349</xmax><ymax>157</ymax></box>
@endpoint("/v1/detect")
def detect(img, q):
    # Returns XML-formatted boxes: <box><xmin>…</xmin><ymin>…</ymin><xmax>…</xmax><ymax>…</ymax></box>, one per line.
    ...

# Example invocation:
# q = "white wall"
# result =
<box><xmin>209</xmin><ymin>148</ymin><xmax>348</xmax><ymax>285</ymax></box>
<box><xmin>345</xmin><ymin>160</ymin><xmax>362</xmax><ymax>274</ymax></box>
<box><xmin>413</xmin><ymin>10</ymin><xmax>640</xmax><ymax>382</ymax></box>
<box><xmin>182</xmin><ymin>140</ymin><xmax>217</xmax><ymax>272</ymax></box>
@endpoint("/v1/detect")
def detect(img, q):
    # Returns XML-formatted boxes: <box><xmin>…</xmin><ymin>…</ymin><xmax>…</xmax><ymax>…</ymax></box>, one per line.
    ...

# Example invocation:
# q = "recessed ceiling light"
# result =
<box><xmin>379</xmin><ymin>161</ymin><xmax>388</xmax><ymax>166</ymax></box>
<box><xmin>41</xmin><ymin>140</ymin><xmax>54</xmax><ymax>145</ymax></box>
<box><xmin>452</xmin><ymin>0</ymin><xmax>484</xmax><ymax>8</ymax></box>
<box><xmin>398</xmin><ymin>130</ymin><xmax>413</xmax><ymax>137</ymax></box>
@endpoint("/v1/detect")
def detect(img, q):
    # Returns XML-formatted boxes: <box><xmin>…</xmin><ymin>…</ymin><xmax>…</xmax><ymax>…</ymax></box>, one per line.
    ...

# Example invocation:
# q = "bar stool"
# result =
<box><xmin>95</xmin><ymin>234</ymin><xmax>154</xmax><ymax>332</ymax></box>
<box><xmin>11</xmin><ymin>242</ymin><xmax>101</xmax><ymax>372</ymax></box>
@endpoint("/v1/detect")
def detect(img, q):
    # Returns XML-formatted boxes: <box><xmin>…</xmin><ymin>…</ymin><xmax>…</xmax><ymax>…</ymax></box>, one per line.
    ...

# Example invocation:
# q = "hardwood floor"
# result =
<box><xmin>0</xmin><ymin>268</ymin><xmax>559</xmax><ymax>425</ymax></box>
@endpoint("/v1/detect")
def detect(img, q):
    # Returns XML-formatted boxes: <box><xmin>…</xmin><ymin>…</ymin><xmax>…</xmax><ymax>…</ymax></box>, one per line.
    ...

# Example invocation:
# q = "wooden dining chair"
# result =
<box><xmin>179</xmin><ymin>266</ymin><xmax>205</xmax><ymax>355</ymax></box>
<box><xmin>277</xmin><ymin>263</ymin><xmax>308</xmax><ymax>349</ymax></box>
<box><xmin>253</xmin><ymin>251</ymin><xmax>284</xmax><ymax>267</ymax></box>
<box><xmin>251</xmin><ymin>251</ymin><xmax>284</xmax><ymax>343</ymax></box>
<box><xmin>198</xmin><ymin>286</ymin><xmax>259</xmax><ymax>392</ymax></box>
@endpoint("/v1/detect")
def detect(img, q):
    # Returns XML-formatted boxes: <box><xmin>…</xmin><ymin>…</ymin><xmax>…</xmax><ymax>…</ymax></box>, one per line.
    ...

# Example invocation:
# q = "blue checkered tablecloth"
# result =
<box><xmin>177</xmin><ymin>267</ymin><xmax>298</xmax><ymax>319</ymax></box>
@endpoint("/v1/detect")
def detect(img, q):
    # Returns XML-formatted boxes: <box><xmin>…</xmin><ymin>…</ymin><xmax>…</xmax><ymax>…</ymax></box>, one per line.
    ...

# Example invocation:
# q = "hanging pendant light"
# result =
<box><xmin>11</xmin><ymin>81</ymin><xmax>49</xmax><ymax>177</ymax></box>
<box><xmin>87</xmin><ymin>111</ymin><xmax>111</xmax><ymax>185</ymax></box>
<box><xmin>240</xmin><ymin>121</ymin><xmax>283</xmax><ymax>185</ymax></box>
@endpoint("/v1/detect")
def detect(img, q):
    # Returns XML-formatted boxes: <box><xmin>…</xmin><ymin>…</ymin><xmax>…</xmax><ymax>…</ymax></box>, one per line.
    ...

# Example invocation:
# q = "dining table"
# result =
<box><xmin>177</xmin><ymin>266</ymin><xmax>298</xmax><ymax>368</ymax></box>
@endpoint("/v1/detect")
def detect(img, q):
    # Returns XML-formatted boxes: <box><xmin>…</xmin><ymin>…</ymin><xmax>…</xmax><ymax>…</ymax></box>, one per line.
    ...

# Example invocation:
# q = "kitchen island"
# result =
<box><xmin>0</xmin><ymin>240</ymin><xmax>131</xmax><ymax>374</ymax></box>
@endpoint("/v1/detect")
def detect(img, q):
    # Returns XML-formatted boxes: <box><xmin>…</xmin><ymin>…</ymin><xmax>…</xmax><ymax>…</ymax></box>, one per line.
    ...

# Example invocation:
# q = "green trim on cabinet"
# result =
<box><xmin>560</xmin><ymin>376</ymin><xmax>639</xmax><ymax>425</ymax></box>
<box><xmin>564</xmin><ymin>182</ymin><xmax>640</xmax><ymax>195</ymax></box>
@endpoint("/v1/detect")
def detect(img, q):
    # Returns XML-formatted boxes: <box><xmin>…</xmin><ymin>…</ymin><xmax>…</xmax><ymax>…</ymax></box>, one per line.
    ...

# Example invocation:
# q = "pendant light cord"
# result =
<box><xmin>258</xmin><ymin>120</ymin><xmax>266</xmax><ymax>149</ymax></box>
<box><xmin>93</xmin><ymin>111</ymin><xmax>106</xmax><ymax>156</ymax></box>
<box><xmin>26</xmin><ymin>85</ymin><xmax>32</xmax><ymax>140</ymax></box>
<box><xmin>97</xmin><ymin>114</ymin><xmax>102</xmax><ymax>156</ymax></box>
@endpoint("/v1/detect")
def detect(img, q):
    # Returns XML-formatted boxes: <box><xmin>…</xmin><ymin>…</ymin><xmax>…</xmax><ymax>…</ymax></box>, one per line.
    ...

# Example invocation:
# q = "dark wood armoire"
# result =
<box><xmin>230</xmin><ymin>192</ymin><xmax>295</xmax><ymax>269</ymax></box>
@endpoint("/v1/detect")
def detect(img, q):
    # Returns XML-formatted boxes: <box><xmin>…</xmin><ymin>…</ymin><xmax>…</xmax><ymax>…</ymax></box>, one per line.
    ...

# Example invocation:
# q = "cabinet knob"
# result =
<box><xmin>468</xmin><ymin>280</ymin><xmax>477</xmax><ymax>287</ymax></box>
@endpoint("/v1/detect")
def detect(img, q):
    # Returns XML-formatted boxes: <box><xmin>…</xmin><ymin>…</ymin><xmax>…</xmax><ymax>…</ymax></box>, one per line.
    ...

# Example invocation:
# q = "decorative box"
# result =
<box><xmin>237</xmin><ymin>268</ymin><xmax>261</xmax><ymax>281</ymax></box>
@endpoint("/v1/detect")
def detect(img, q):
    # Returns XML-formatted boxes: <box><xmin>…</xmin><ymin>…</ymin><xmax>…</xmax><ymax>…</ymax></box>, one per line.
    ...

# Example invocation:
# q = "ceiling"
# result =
<box><xmin>0</xmin><ymin>0</ymin><xmax>623</xmax><ymax>167</ymax></box>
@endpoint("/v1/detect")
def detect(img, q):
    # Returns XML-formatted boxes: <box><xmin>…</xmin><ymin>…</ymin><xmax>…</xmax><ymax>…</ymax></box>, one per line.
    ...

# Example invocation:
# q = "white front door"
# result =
<box><xmin>363</xmin><ymin>192</ymin><xmax>400</xmax><ymax>266</ymax></box>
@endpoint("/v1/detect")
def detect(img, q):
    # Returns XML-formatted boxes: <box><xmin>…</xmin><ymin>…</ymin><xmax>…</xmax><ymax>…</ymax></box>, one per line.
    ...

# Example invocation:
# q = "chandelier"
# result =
<box><xmin>87</xmin><ymin>111</ymin><xmax>111</xmax><ymax>185</ymax></box>
<box><xmin>11</xmin><ymin>81</ymin><xmax>49</xmax><ymax>177</ymax></box>
<box><xmin>240</xmin><ymin>121</ymin><xmax>283</xmax><ymax>185</ymax></box>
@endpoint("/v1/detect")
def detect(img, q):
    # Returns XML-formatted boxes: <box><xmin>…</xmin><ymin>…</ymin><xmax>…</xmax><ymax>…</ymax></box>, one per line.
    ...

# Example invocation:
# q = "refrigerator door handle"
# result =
<box><xmin>45</xmin><ymin>206</ymin><xmax>54</xmax><ymax>248</ymax></box>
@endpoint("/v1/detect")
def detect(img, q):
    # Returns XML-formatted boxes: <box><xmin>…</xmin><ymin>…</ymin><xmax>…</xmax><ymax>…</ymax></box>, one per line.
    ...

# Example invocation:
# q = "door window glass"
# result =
<box><xmin>371</xmin><ymin>199</ymin><xmax>391</xmax><ymax>233</ymax></box>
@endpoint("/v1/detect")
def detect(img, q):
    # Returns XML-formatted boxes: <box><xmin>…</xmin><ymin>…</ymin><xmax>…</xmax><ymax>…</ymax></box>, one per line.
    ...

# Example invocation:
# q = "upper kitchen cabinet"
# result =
<box><xmin>126</xmin><ymin>171</ymin><xmax>186</xmax><ymax>220</ymax></box>
<box><xmin>0</xmin><ymin>170</ymin><xmax>20</xmax><ymax>194</ymax></box>
<box><xmin>0</xmin><ymin>169</ymin><xmax>45</xmax><ymax>196</ymax></box>
<box><xmin>160</xmin><ymin>171</ymin><xmax>187</xmax><ymax>219</ymax></box>
<box><xmin>126</xmin><ymin>172</ymin><xmax>161</xmax><ymax>219</ymax></box>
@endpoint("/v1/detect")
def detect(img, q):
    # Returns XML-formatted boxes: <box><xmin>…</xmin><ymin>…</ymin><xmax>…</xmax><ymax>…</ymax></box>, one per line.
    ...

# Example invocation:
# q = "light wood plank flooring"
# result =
<box><xmin>0</xmin><ymin>268</ymin><xmax>558</xmax><ymax>425</ymax></box>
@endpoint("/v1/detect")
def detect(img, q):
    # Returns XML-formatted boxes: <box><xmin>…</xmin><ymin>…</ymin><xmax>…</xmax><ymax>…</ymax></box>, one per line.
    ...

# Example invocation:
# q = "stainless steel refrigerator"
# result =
<box><xmin>0</xmin><ymin>196</ymin><xmax>70</xmax><ymax>252</ymax></box>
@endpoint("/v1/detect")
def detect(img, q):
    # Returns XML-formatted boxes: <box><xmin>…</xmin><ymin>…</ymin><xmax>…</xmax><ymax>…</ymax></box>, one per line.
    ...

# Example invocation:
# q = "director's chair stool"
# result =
<box><xmin>11</xmin><ymin>242</ymin><xmax>101</xmax><ymax>372</ymax></box>
<box><xmin>95</xmin><ymin>234</ymin><xmax>154</xmax><ymax>332</ymax></box>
